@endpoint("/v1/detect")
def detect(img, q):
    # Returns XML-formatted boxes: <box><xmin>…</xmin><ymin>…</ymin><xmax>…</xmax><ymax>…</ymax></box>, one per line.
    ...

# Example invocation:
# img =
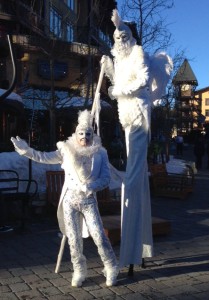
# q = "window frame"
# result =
<box><xmin>205</xmin><ymin>109</ymin><xmax>209</xmax><ymax>117</ymax></box>
<box><xmin>205</xmin><ymin>98</ymin><xmax>209</xmax><ymax>106</ymax></box>
<box><xmin>50</xmin><ymin>6</ymin><xmax>62</xmax><ymax>39</ymax></box>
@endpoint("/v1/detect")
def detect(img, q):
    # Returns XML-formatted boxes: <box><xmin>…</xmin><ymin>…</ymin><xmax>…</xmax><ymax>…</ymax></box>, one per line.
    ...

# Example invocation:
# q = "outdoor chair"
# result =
<box><xmin>149</xmin><ymin>163</ymin><xmax>194</xmax><ymax>200</ymax></box>
<box><xmin>0</xmin><ymin>169</ymin><xmax>38</xmax><ymax>229</ymax></box>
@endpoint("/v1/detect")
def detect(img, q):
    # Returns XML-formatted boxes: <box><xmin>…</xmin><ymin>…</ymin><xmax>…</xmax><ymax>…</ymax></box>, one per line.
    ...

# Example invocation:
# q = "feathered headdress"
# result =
<box><xmin>76</xmin><ymin>110</ymin><xmax>93</xmax><ymax>131</ymax></box>
<box><xmin>111</xmin><ymin>9</ymin><xmax>132</xmax><ymax>36</ymax></box>
<box><xmin>111</xmin><ymin>9</ymin><xmax>122</xmax><ymax>29</ymax></box>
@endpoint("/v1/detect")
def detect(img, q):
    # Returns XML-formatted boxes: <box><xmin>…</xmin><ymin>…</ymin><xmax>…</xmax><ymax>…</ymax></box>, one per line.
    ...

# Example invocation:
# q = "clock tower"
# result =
<box><xmin>172</xmin><ymin>59</ymin><xmax>200</xmax><ymax>136</ymax></box>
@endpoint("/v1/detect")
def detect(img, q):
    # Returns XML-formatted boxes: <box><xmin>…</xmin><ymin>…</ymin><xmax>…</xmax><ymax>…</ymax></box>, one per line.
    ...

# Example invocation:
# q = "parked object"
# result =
<box><xmin>149</xmin><ymin>164</ymin><xmax>194</xmax><ymax>200</ymax></box>
<box><xmin>0</xmin><ymin>170</ymin><xmax>38</xmax><ymax>229</ymax></box>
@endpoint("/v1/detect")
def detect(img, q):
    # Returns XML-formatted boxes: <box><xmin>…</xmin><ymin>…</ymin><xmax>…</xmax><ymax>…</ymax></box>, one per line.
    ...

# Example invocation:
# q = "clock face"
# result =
<box><xmin>181</xmin><ymin>84</ymin><xmax>190</xmax><ymax>91</ymax></box>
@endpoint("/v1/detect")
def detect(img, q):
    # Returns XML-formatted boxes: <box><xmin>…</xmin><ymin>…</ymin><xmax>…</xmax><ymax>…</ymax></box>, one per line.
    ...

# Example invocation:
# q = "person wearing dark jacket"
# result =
<box><xmin>194</xmin><ymin>135</ymin><xmax>205</xmax><ymax>170</ymax></box>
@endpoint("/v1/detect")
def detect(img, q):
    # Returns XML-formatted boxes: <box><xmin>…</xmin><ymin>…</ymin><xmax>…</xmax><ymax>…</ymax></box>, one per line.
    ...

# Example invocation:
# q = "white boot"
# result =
<box><xmin>71</xmin><ymin>267</ymin><xmax>87</xmax><ymax>287</ymax></box>
<box><xmin>104</xmin><ymin>266</ymin><xmax>119</xmax><ymax>287</ymax></box>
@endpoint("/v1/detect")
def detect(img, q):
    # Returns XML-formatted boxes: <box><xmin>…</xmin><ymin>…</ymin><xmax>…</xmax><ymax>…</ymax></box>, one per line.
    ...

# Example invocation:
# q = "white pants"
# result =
<box><xmin>63</xmin><ymin>196</ymin><xmax>118</xmax><ymax>272</ymax></box>
<box><xmin>119</xmin><ymin>123</ymin><xmax>153</xmax><ymax>267</ymax></box>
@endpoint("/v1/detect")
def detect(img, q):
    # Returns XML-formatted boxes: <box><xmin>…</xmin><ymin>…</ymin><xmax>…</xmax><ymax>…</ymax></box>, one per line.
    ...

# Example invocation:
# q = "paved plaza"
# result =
<box><xmin>1</xmin><ymin>146</ymin><xmax>209</xmax><ymax>299</ymax></box>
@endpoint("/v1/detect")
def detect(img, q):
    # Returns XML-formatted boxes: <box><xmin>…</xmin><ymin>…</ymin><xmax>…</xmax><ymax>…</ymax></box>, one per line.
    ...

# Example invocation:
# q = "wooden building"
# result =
<box><xmin>0</xmin><ymin>0</ymin><xmax>119</xmax><ymax>152</ymax></box>
<box><xmin>172</xmin><ymin>59</ymin><xmax>201</xmax><ymax>135</ymax></box>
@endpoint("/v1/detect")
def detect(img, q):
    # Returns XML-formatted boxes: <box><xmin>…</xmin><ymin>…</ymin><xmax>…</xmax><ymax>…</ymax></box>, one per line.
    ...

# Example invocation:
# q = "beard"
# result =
<box><xmin>111</xmin><ymin>38</ymin><xmax>136</xmax><ymax>59</ymax></box>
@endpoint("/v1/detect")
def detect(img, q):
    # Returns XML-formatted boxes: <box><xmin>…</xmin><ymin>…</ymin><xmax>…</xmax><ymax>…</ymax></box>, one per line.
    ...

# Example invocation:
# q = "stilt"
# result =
<box><xmin>128</xmin><ymin>264</ymin><xmax>134</xmax><ymax>276</ymax></box>
<box><xmin>141</xmin><ymin>258</ymin><xmax>146</xmax><ymax>268</ymax></box>
<box><xmin>55</xmin><ymin>235</ymin><xmax>67</xmax><ymax>273</ymax></box>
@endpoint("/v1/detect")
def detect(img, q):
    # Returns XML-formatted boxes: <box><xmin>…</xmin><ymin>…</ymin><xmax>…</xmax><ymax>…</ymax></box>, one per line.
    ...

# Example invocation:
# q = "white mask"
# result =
<box><xmin>76</xmin><ymin>127</ymin><xmax>93</xmax><ymax>147</ymax></box>
<box><xmin>114</xmin><ymin>29</ymin><xmax>131</xmax><ymax>44</ymax></box>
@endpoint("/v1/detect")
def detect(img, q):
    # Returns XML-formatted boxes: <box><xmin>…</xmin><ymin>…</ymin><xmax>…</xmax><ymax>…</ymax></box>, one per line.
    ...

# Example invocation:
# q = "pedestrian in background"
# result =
<box><xmin>194</xmin><ymin>134</ymin><xmax>205</xmax><ymax>170</ymax></box>
<box><xmin>205</xmin><ymin>131</ymin><xmax>209</xmax><ymax>169</ymax></box>
<box><xmin>175</xmin><ymin>133</ymin><xmax>184</xmax><ymax>157</ymax></box>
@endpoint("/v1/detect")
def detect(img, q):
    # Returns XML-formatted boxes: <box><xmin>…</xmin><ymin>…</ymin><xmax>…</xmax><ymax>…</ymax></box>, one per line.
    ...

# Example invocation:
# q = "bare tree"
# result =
<box><xmin>151</xmin><ymin>49</ymin><xmax>186</xmax><ymax>161</ymax></box>
<box><xmin>120</xmin><ymin>0</ymin><xmax>174</xmax><ymax>52</ymax></box>
<box><xmin>118</xmin><ymin>1</ymin><xmax>190</xmax><ymax>161</ymax></box>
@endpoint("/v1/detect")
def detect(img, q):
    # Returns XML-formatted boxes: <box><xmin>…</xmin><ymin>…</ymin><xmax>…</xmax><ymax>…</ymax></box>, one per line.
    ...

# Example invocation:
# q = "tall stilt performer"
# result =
<box><xmin>11</xmin><ymin>109</ymin><xmax>119</xmax><ymax>287</ymax></box>
<box><xmin>102</xmin><ymin>9</ymin><xmax>173</xmax><ymax>270</ymax></box>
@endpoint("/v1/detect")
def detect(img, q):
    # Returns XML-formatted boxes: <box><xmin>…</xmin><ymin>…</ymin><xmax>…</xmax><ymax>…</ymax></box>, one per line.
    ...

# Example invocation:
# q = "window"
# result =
<box><xmin>205</xmin><ymin>110</ymin><xmax>209</xmax><ymax>117</ymax></box>
<box><xmin>50</xmin><ymin>6</ymin><xmax>75</xmax><ymax>42</ymax></box>
<box><xmin>66</xmin><ymin>0</ymin><xmax>75</xmax><ymax>10</ymax></box>
<box><xmin>66</xmin><ymin>23</ymin><xmax>74</xmax><ymax>42</ymax></box>
<box><xmin>37</xmin><ymin>60</ymin><xmax>68</xmax><ymax>80</ymax></box>
<box><xmin>99</xmin><ymin>30</ymin><xmax>112</xmax><ymax>47</ymax></box>
<box><xmin>50</xmin><ymin>7</ymin><xmax>62</xmax><ymax>38</ymax></box>
<box><xmin>205</xmin><ymin>98</ymin><xmax>209</xmax><ymax>106</ymax></box>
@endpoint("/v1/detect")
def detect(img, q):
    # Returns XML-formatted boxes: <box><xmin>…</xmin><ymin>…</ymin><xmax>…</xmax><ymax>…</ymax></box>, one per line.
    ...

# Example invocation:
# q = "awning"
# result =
<box><xmin>0</xmin><ymin>88</ymin><xmax>24</xmax><ymax>112</ymax></box>
<box><xmin>0</xmin><ymin>88</ymin><xmax>23</xmax><ymax>103</ymax></box>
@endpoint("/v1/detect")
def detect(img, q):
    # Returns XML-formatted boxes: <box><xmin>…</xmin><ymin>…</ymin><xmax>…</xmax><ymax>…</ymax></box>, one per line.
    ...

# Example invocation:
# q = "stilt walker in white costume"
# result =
<box><xmin>102</xmin><ymin>9</ymin><xmax>173</xmax><ymax>271</ymax></box>
<box><xmin>11</xmin><ymin>110</ymin><xmax>119</xmax><ymax>287</ymax></box>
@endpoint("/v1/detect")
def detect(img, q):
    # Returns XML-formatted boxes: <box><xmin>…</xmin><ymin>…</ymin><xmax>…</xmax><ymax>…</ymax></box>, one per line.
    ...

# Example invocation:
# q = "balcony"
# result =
<box><xmin>12</xmin><ymin>35</ymin><xmax>101</xmax><ymax>57</ymax></box>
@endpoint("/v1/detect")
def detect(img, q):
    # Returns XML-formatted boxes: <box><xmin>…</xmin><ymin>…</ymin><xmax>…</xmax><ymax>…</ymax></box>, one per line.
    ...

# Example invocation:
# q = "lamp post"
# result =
<box><xmin>0</xmin><ymin>28</ymin><xmax>32</xmax><ymax>181</ymax></box>
<box><xmin>0</xmin><ymin>34</ymin><xmax>17</xmax><ymax>100</ymax></box>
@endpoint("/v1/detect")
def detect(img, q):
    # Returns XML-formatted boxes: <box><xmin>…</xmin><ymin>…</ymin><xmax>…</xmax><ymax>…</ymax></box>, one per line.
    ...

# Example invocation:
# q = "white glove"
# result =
<box><xmin>10</xmin><ymin>136</ymin><xmax>29</xmax><ymax>155</ymax></box>
<box><xmin>112</xmin><ymin>86</ymin><xmax>122</xmax><ymax>98</ymax></box>
<box><xmin>100</xmin><ymin>55</ymin><xmax>108</xmax><ymax>66</ymax></box>
<box><xmin>100</xmin><ymin>55</ymin><xmax>113</xmax><ymax>69</ymax></box>
<box><xmin>80</xmin><ymin>184</ymin><xmax>92</xmax><ymax>197</ymax></box>
<box><xmin>108</xmin><ymin>86</ymin><xmax>116</xmax><ymax>100</ymax></box>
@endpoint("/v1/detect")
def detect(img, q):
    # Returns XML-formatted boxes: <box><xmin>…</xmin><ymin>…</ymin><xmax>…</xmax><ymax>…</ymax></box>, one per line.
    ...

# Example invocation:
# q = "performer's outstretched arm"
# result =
<box><xmin>11</xmin><ymin>136</ymin><xmax>62</xmax><ymax>164</ymax></box>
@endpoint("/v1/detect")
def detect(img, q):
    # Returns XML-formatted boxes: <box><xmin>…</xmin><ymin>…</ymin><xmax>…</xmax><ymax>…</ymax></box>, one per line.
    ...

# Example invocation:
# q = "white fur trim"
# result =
<box><xmin>117</xmin><ymin>97</ymin><xmax>144</xmax><ymax>128</ymax></box>
<box><xmin>112</xmin><ymin>45</ymin><xmax>149</xmax><ymax>97</ymax></box>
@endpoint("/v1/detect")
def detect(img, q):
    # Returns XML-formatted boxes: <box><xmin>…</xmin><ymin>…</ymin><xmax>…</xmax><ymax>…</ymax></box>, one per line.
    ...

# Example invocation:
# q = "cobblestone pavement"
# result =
<box><xmin>1</xmin><ymin>145</ymin><xmax>209</xmax><ymax>299</ymax></box>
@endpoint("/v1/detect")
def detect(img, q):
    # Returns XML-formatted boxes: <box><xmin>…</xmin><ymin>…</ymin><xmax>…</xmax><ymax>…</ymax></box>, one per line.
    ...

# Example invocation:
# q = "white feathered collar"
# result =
<box><xmin>57</xmin><ymin>133</ymin><xmax>102</xmax><ymax>158</ymax></box>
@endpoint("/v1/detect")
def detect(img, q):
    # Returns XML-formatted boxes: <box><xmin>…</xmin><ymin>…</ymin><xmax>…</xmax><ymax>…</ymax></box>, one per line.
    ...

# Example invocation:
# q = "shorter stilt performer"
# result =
<box><xmin>11</xmin><ymin>109</ymin><xmax>119</xmax><ymax>287</ymax></box>
<box><xmin>102</xmin><ymin>9</ymin><xmax>173</xmax><ymax>271</ymax></box>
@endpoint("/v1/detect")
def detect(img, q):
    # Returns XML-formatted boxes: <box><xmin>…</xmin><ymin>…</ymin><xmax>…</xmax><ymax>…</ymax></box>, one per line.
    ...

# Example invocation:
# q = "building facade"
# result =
<box><xmin>195</xmin><ymin>87</ymin><xmax>209</xmax><ymax>127</ymax></box>
<box><xmin>0</xmin><ymin>0</ymin><xmax>119</xmax><ymax>152</ymax></box>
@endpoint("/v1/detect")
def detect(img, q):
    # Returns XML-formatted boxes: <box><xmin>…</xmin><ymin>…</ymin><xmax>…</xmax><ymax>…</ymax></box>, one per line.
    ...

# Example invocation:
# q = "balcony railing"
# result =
<box><xmin>12</xmin><ymin>35</ymin><xmax>101</xmax><ymax>57</ymax></box>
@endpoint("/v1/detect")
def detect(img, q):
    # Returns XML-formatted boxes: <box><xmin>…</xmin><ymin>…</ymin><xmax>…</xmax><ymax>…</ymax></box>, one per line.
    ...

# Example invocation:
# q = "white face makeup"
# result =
<box><xmin>112</xmin><ymin>29</ymin><xmax>134</xmax><ymax>58</ymax></box>
<box><xmin>114</xmin><ymin>30</ymin><xmax>130</xmax><ymax>44</ymax></box>
<box><xmin>76</xmin><ymin>128</ymin><xmax>93</xmax><ymax>147</ymax></box>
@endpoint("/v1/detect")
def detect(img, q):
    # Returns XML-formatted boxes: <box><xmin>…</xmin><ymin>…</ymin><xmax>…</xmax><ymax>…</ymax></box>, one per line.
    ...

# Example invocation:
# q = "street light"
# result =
<box><xmin>0</xmin><ymin>35</ymin><xmax>17</xmax><ymax>100</ymax></box>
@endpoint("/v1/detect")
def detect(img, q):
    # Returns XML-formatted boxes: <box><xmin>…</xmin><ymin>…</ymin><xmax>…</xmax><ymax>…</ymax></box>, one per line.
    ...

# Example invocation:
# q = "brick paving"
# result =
<box><xmin>1</xmin><ymin>145</ymin><xmax>209</xmax><ymax>299</ymax></box>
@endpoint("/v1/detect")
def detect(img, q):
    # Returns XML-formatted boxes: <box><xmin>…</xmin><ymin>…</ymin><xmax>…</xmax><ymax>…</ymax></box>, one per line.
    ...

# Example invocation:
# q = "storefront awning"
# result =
<box><xmin>0</xmin><ymin>88</ymin><xmax>23</xmax><ymax>103</ymax></box>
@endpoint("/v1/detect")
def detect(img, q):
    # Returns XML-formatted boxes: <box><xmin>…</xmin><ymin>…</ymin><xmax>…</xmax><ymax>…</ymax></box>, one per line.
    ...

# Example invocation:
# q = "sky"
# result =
<box><xmin>117</xmin><ymin>0</ymin><xmax>209</xmax><ymax>90</ymax></box>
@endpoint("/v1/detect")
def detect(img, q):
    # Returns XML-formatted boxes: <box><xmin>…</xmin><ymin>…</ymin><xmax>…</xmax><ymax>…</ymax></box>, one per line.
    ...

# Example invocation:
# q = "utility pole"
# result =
<box><xmin>85</xmin><ymin>0</ymin><xmax>93</xmax><ymax>107</ymax></box>
<box><xmin>49</xmin><ymin>55</ymin><xmax>56</xmax><ymax>150</ymax></box>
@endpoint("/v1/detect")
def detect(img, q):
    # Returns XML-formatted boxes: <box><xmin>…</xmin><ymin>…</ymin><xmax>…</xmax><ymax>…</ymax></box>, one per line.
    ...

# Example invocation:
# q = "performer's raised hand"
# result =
<box><xmin>100</xmin><ymin>55</ymin><xmax>108</xmax><ymax>65</ymax></box>
<box><xmin>11</xmin><ymin>136</ymin><xmax>29</xmax><ymax>155</ymax></box>
<box><xmin>108</xmin><ymin>86</ymin><xmax>116</xmax><ymax>100</ymax></box>
<box><xmin>100</xmin><ymin>55</ymin><xmax>114</xmax><ymax>83</ymax></box>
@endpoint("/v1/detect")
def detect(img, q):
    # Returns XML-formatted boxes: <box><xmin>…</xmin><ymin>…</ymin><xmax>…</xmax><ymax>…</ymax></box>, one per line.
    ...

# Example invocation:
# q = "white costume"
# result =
<box><xmin>102</xmin><ymin>10</ymin><xmax>173</xmax><ymax>267</ymax></box>
<box><xmin>11</xmin><ymin>110</ymin><xmax>118</xmax><ymax>287</ymax></box>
